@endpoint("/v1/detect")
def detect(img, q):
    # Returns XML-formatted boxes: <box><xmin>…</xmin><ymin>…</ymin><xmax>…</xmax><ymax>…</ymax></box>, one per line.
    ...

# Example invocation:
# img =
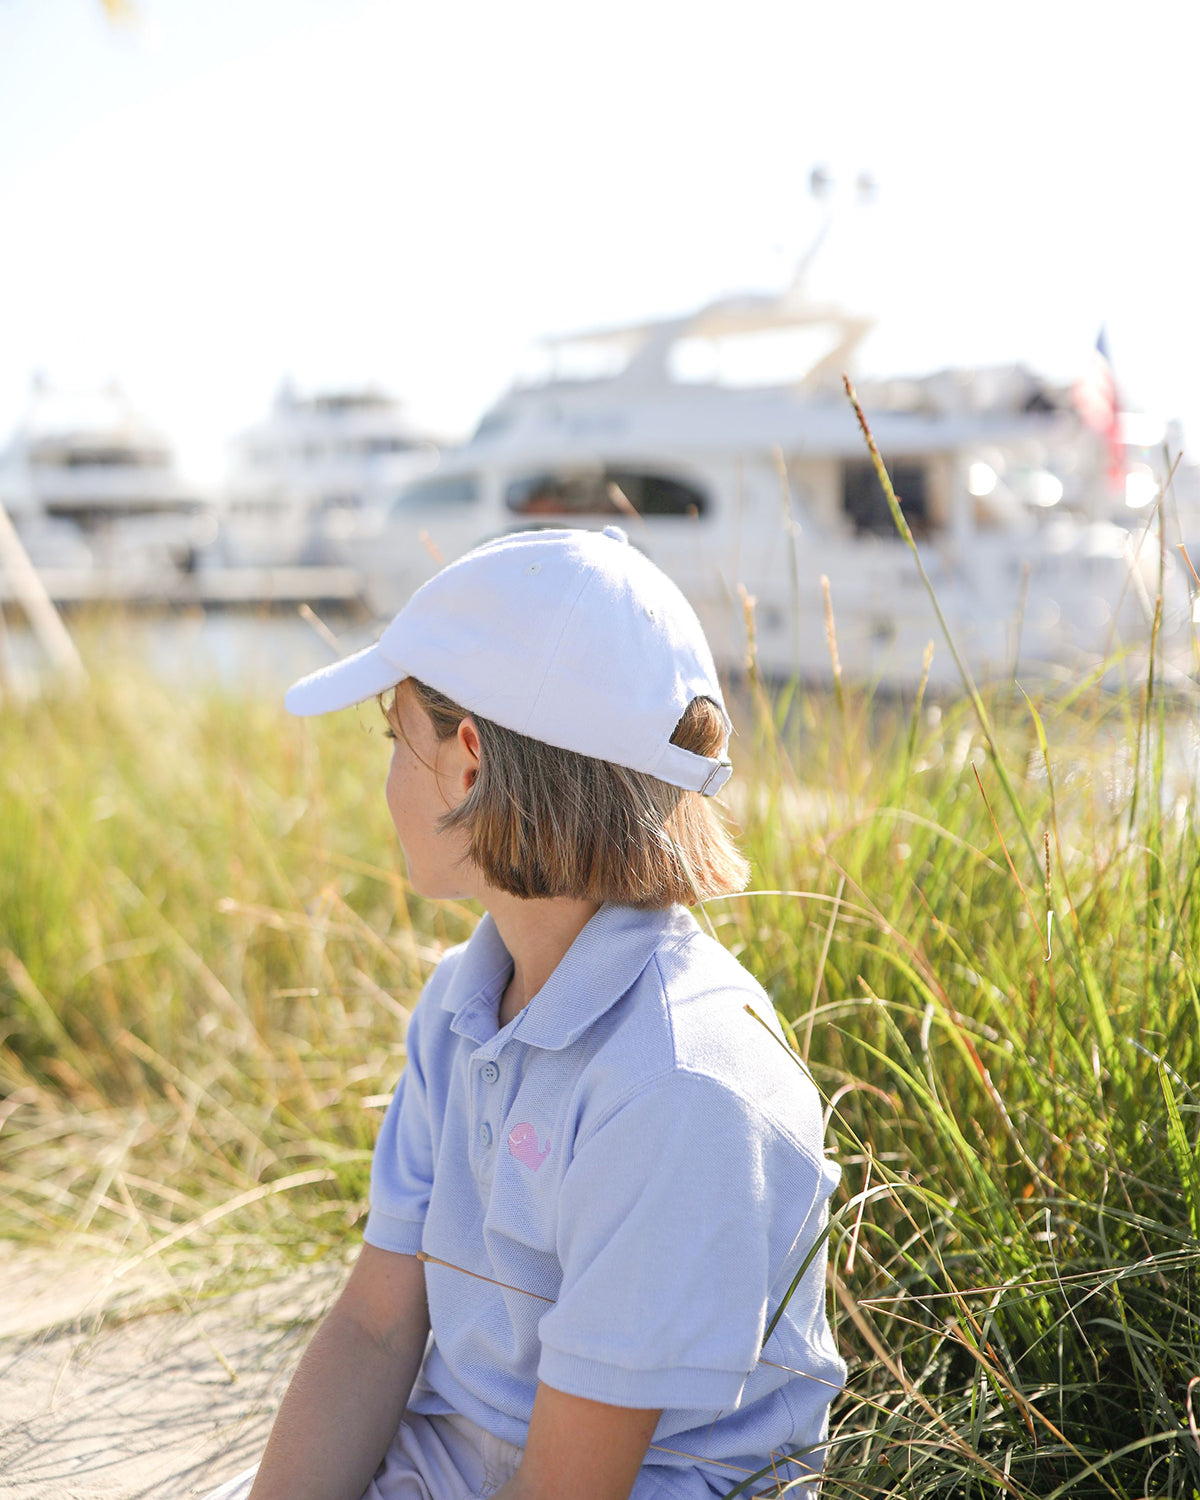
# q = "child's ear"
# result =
<box><xmin>456</xmin><ymin>716</ymin><xmax>482</xmax><ymax>792</ymax></box>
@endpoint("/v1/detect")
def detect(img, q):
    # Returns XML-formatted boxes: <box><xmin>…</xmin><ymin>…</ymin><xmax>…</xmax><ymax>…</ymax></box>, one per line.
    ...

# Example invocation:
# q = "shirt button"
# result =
<box><xmin>481</xmin><ymin>1062</ymin><xmax>500</xmax><ymax>1084</ymax></box>
<box><xmin>478</xmin><ymin>1123</ymin><xmax>493</xmax><ymax>1148</ymax></box>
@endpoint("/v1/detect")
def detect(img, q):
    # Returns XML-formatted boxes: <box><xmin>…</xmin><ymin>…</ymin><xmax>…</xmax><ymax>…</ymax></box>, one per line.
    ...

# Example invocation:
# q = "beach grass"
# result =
<box><xmin>737</xmin><ymin>669</ymin><xmax>1200</xmax><ymax>1498</ymax></box>
<box><xmin>2</xmin><ymin>593</ymin><xmax>1199</xmax><ymax>1496</ymax></box>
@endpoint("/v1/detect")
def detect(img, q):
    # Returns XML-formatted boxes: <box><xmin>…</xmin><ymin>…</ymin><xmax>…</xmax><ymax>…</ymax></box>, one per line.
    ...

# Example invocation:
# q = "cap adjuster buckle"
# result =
<box><xmin>699</xmin><ymin>760</ymin><xmax>732</xmax><ymax>796</ymax></box>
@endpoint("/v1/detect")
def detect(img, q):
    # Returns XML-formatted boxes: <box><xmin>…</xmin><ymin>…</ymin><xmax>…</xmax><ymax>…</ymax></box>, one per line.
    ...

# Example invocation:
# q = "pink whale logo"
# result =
<box><xmin>507</xmin><ymin>1122</ymin><xmax>551</xmax><ymax>1171</ymax></box>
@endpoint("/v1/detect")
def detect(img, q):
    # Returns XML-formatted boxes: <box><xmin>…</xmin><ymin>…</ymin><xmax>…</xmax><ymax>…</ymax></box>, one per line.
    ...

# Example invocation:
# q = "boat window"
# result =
<box><xmin>841</xmin><ymin>460</ymin><xmax>931</xmax><ymax>538</ymax></box>
<box><xmin>505</xmin><ymin>468</ymin><xmax>707</xmax><ymax>519</ymax></box>
<box><xmin>61</xmin><ymin>445</ymin><xmax>161</xmax><ymax>468</ymax></box>
<box><xmin>668</xmin><ymin>325</ymin><xmax>847</xmax><ymax>388</ymax></box>
<box><xmin>313</xmin><ymin>393</ymin><xmax>391</xmax><ymax>412</ymax></box>
<box><xmin>390</xmin><ymin>473</ymin><xmax>481</xmax><ymax>514</ymax></box>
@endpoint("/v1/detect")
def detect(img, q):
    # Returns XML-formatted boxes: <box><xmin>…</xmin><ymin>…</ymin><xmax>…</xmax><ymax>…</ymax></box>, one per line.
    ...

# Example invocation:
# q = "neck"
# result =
<box><xmin>484</xmin><ymin>891</ymin><xmax>602</xmax><ymax>1027</ymax></box>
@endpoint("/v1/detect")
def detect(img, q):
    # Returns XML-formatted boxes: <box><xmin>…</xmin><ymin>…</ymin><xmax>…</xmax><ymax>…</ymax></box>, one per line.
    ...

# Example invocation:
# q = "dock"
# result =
<box><xmin>0</xmin><ymin>565</ymin><xmax>366</xmax><ymax>611</ymax></box>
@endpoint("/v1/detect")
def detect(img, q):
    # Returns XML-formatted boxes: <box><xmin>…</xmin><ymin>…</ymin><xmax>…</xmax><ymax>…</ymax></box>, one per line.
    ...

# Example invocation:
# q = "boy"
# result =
<box><xmin>209</xmin><ymin>524</ymin><xmax>844</xmax><ymax>1500</ymax></box>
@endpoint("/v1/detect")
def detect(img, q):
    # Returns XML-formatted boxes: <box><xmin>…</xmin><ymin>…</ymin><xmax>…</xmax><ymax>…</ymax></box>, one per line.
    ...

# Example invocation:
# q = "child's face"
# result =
<box><xmin>385</xmin><ymin>681</ymin><xmax>477</xmax><ymax>900</ymax></box>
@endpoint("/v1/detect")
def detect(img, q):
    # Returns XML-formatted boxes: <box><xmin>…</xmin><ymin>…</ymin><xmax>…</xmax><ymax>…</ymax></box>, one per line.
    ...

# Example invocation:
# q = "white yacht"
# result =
<box><xmin>218</xmin><ymin>383</ymin><xmax>440</xmax><ymax>566</ymax></box>
<box><xmin>0</xmin><ymin>378</ymin><xmax>216</xmax><ymax>582</ymax></box>
<box><xmin>339</xmin><ymin>270</ymin><xmax>1189</xmax><ymax>688</ymax></box>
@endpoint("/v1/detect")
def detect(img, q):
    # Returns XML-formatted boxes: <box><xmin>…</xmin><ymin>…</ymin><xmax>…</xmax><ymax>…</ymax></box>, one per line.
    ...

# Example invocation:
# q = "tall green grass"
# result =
<box><xmin>0</xmin><ymin>657</ymin><xmax>475</xmax><ymax>1270</ymax></box>
<box><xmin>2</xmin><ymin>594</ymin><xmax>1198</xmax><ymax>1496</ymax></box>
<box><xmin>737</xmin><ymin>670</ymin><xmax>1200</xmax><ymax>1498</ymax></box>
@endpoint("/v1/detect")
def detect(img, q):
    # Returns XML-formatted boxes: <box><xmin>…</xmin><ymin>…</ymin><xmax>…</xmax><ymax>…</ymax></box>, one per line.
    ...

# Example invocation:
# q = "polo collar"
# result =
<box><xmin>440</xmin><ymin>904</ymin><xmax>699</xmax><ymax>1051</ymax></box>
<box><xmin>438</xmin><ymin>916</ymin><xmax>513</xmax><ymax>1047</ymax></box>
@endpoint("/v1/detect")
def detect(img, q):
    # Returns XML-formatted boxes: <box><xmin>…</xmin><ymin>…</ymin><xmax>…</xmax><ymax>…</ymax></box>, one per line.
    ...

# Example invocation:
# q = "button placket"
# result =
<box><xmin>472</xmin><ymin>1047</ymin><xmax>505</xmax><ymax>1170</ymax></box>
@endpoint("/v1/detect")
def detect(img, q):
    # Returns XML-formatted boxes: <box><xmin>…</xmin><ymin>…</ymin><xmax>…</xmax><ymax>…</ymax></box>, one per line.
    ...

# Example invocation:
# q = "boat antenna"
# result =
<box><xmin>786</xmin><ymin>165</ymin><xmax>876</xmax><ymax>301</ymax></box>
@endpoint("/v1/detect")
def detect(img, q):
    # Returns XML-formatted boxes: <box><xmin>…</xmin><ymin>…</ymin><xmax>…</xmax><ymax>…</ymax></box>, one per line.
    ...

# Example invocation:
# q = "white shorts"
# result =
<box><xmin>203</xmin><ymin>1411</ymin><xmax>524</xmax><ymax>1500</ymax></box>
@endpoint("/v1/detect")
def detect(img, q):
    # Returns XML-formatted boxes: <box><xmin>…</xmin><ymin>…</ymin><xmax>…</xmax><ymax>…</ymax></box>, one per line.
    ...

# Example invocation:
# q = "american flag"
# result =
<box><xmin>1073</xmin><ymin>327</ymin><xmax>1124</xmax><ymax>491</ymax></box>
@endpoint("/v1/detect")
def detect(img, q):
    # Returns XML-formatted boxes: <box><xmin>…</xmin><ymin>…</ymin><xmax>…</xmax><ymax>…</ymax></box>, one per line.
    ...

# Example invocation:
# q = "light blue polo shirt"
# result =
<box><xmin>365</xmin><ymin>903</ymin><xmax>845</xmax><ymax>1500</ymax></box>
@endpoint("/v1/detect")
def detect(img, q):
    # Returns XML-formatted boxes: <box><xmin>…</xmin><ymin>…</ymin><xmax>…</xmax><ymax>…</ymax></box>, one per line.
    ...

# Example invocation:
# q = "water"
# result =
<box><xmin>0</xmin><ymin>606</ymin><xmax>379</xmax><ymax>701</ymax></box>
<box><xmin>5</xmin><ymin>605</ymin><xmax>1199</xmax><ymax>812</ymax></box>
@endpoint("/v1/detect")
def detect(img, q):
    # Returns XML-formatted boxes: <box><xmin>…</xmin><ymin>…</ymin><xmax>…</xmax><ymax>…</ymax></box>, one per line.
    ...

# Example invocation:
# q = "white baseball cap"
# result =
<box><xmin>285</xmin><ymin>525</ymin><xmax>733</xmax><ymax>795</ymax></box>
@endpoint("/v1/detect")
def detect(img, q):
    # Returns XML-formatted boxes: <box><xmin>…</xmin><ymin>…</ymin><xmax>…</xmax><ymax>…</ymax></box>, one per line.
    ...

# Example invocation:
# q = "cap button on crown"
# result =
<box><xmin>602</xmin><ymin>525</ymin><xmax>628</xmax><ymax>544</ymax></box>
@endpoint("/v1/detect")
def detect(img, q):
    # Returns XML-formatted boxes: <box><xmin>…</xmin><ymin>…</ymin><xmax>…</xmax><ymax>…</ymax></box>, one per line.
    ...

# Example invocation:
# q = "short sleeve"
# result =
<box><xmin>536</xmin><ymin>1071</ymin><xmax>830</xmax><ymax>1410</ymax></box>
<box><xmin>363</xmin><ymin>998</ymin><xmax>435</xmax><ymax>1255</ymax></box>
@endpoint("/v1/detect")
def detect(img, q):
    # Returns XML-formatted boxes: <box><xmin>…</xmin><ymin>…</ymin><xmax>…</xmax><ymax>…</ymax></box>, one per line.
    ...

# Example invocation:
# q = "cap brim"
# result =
<box><xmin>285</xmin><ymin>642</ymin><xmax>404</xmax><ymax>716</ymax></box>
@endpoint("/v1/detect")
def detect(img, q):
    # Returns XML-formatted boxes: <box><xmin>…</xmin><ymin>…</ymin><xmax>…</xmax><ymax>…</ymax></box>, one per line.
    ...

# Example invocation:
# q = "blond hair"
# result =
<box><xmin>391</xmin><ymin>678</ymin><xmax>749</xmax><ymax>907</ymax></box>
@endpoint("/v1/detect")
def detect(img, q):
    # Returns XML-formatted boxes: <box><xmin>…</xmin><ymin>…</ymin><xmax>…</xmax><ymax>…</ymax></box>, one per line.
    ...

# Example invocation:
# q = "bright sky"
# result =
<box><xmin>2</xmin><ymin>0</ymin><xmax>1198</xmax><ymax>484</ymax></box>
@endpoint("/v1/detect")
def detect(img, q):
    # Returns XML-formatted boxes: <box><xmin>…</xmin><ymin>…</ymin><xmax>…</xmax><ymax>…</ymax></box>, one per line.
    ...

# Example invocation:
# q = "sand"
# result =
<box><xmin>0</xmin><ymin>1242</ymin><xmax>345</xmax><ymax>1498</ymax></box>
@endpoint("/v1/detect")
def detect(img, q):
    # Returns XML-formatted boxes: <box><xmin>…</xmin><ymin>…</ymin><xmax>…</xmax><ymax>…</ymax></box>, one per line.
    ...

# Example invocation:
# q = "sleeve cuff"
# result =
<box><xmin>363</xmin><ymin>1207</ymin><xmax>425</xmax><ymax>1256</ymax></box>
<box><xmin>538</xmin><ymin>1344</ymin><xmax>749</xmax><ymax>1409</ymax></box>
